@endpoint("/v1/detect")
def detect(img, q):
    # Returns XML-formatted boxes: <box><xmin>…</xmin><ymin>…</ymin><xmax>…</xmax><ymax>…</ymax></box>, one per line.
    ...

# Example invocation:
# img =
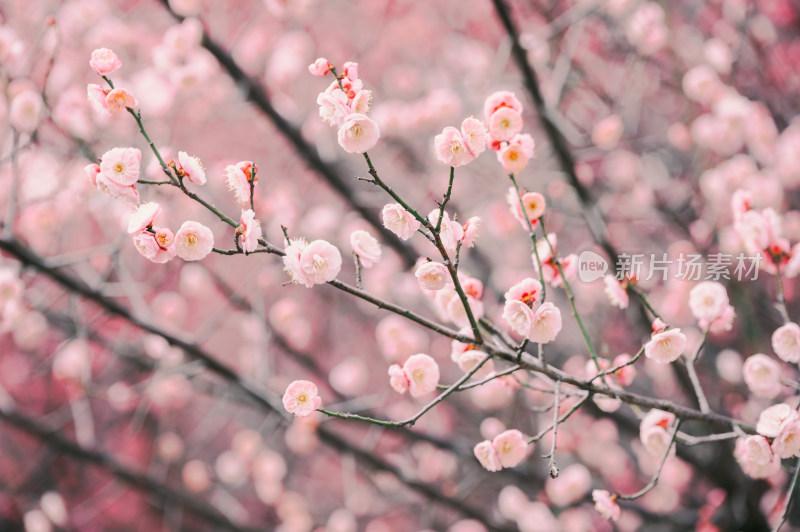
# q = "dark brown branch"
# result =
<box><xmin>0</xmin><ymin>404</ymin><xmax>260</xmax><ymax>532</ymax></box>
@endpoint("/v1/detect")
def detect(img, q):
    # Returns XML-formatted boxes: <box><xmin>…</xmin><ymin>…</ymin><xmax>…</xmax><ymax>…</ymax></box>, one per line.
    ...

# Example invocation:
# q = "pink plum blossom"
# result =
<box><xmin>105</xmin><ymin>88</ymin><xmax>138</xmax><ymax>113</ymax></box>
<box><xmin>756</xmin><ymin>403</ymin><xmax>797</xmax><ymax>437</ymax></box>
<box><xmin>492</xmin><ymin>429</ymin><xmax>528</xmax><ymax>468</ymax></box>
<box><xmin>84</xmin><ymin>163</ymin><xmax>100</xmax><ymax>186</ymax></box>
<box><xmin>299</xmin><ymin>240</ymin><xmax>342</xmax><ymax>286</ymax></box>
<box><xmin>177</xmin><ymin>151</ymin><xmax>206</xmax><ymax>185</ymax></box>
<box><xmin>474</xmin><ymin>440</ymin><xmax>502</xmax><ymax>472</ymax></box>
<box><xmin>592</xmin><ymin>490</ymin><xmax>621</xmax><ymax>521</ymax></box>
<box><xmin>224</xmin><ymin>161</ymin><xmax>255</xmax><ymax>206</ymax></box>
<box><xmin>688</xmin><ymin>281</ymin><xmax>730</xmax><ymax>323</ymax></box>
<box><xmin>89</xmin><ymin>48</ymin><xmax>122</xmax><ymax>76</ymax></box>
<box><xmin>238</xmin><ymin>209</ymin><xmax>261</xmax><ymax>253</ymax></box>
<box><xmin>604</xmin><ymin>275</ymin><xmax>629</xmax><ymax>309</ymax></box>
<box><xmin>282</xmin><ymin>380</ymin><xmax>322</xmax><ymax>417</ymax></box>
<box><xmin>488</xmin><ymin>107</ymin><xmax>523</xmax><ymax>142</ymax></box>
<box><xmin>644</xmin><ymin>328</ymin><xmax>687</xmax><ymax>364</ymax></box>
<box><xmin>127</xmin><ymin>202</ymin><xmax>161</xmax><ymax>234</ymax></box>
<box><xmin>174</xmin><ymin>221</ymin><xmax>214</xmax><ymax>261</ymax></box>
<box><xmin>349</xmin><ymin>230</ymin><xmax>382</xmax><ymax>268</ymax></box>
<box><xmin>434</xmin><ymin>126</ymin><xmax>475</xmax><ymax>167</ymax></box>
<box><xmin>772</xmin><ymin>323</ymin><xmax>800</xmax><ymax>363</ymax></box>
<box><xmin>773</xmin><ymin>420</ymin><xmax>800</xmax><ymax>459</ymax></box>
<box><xmin>505</xmin><ymin>278</ymin><xmax>543</xmax><ymax>307</ymax></box>
<box><xmin>461</xmin><ymin>117</ymin><xmax>487</xmax><ymax>157</ymax></box>
<box><xmin>95</xmin><ymin>173</ymin><xmax>140</xmax><ymax>205</ymax></box>
<box><xmin>337</xmin><ymin>113</ymin><xmax>380</xmax><ymax>153</ymax></box>
<box><xmin>99</xmin><ymin>147</ymin><xmax>142</xmax><ymax>186</ymax></box>
<box><xmin>308</xmin><ymin>57</ymin><xmax>331</xmax><ymax>76</ymax></box>
<box><xmin>462</xmin><ymin>216</ymin><xmax>481</xmax><ymax>247</ymax></box>
<box><xmin>133</xmin><ymin>231</ymin><xmax>176</xmax><ymax>263</ymax></box>
<box><xmin>640</xmin><ymin>409</ymin><xmax>676</xmax><ymax>457</ymax></box>
<box><xmin>528</xmin><ymin>302</ymin><xmax>562</xmax><ymax>344</ymax></box>
<box><xmin>402</xmin><ymin>354</ymin><xmax>440</xmax><ymax>397</ymax></box>
<box><xmin>743</xmin><ymin>354</ymin><xmax>782</xmax><ymax>399</ymax></box>
<box><xmin>734</xmin><ymin>435</ymin><xmax>781</xmax><ymax>479</ymax></box>
<box><xmin>388</xmin><ymin>364</ymin><xmax>409</xmax><ymax>394</ymax></box>
<box><xmin>87</xmin><ymin>84</ymin><xmax>109</xmax><ymax>115</ymax></box>
<box><xmin>483</xmin><ymin>90</ymin><xmax>523</xmax><ymax>122</ymax></box>
<box><xmin>381</xmin><ymin>203</ymin><xmax>421</xmax><ymax>240</ymax></box>
<box><xmin>415</xmin><ymin>261</ymin><xmax>449</xmax><ymax>291</ymax></box>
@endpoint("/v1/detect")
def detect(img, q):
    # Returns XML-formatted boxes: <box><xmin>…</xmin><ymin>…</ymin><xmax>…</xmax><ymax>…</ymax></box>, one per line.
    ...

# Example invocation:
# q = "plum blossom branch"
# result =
<box><xmin>434</xmin><ymin>166</ymin><xmax>455</xmax><ymax>234</ymax></box>
<box><xmin>528</xmin><ymin>392</ymin><xmax>590</xmax><ymax>444</ymax></box>
<box><xmin>617</xmin><ymin>420</ymin><xmax>681</xmax><ymax>501</ymax></box>
<box><xmin>319</xmin><ymin>353</ymin><xmax>493</xmax><ymax>427</ymax></box>
<box><xmin>774</xmin><ymin>460</ymin><xmax>800</xmax><ymax>532</ymax></box>
<box><xmin>684</xmin><ymin>328</ymin><xmax>711</xmax><ymax>413</ymax></box>
<box><xmin>0</xmin><ymin>404</ymin><xmax>259</xmax><ymax>532</ymax></box>
<box><xmin>544</xmin><ymin>380</ymin><xmax>562</xmax><ymax>478</ymax></box>
<box><xmin>508</xmin><ymin>173</ymin><xmax>547</xmax><ymax>301</ymax></box>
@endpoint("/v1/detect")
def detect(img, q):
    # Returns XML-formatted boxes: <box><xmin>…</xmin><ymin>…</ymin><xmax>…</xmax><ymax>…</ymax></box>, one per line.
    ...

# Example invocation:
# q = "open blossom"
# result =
<box><xmin>337</xmin><ymin>113</ymin><xmax>380</xmax><ymax>153</ymax></box>
<box><xmin>127</xmin><ymin>202</ymin><xmax>161</xmax><ymax>234</ymax></box>
<box><xmin>224</xmin><ymin>161</ymin><xmax>256</xmax><ymax>206</ymax></box>
<box><xmin>640</xmin><ymin>409</ymin><xmax>676</xmax><ymax>457</ymax></box>
<box><xmin>177</xmin><ymin>151</ymin><xmax>206</xmax><ymax>185</ymax></box>
<box><xmin>592</xmin><ymin>490</ymin><xmax>621</xmax><ymax>521</ymax></box>
<box><xmin>100</xmin><ymin>147</ymin><xmax>142</xmax><ymax>186</ymax></box>
<box><xmin>388</xmin><ymin>364</ymin><xmax>409</xmax><ymax>394</ymax></box>
<box><xmin>735</xmin><ymin>435</ymin><xmax>781</xmax><ymax>479</ymax></box>
<box><xmin>483</xmin><ymin>90</ymin><xmax>523</xmax><ymax>122</ymax></box>
<box><xmin>497</xmin><ymin>133</ymin><xmax>536</xmax><ymax>174</ymax></box>
<box><xmin>415</xmin><ymin>261</ymin><xmax>449</xmax><ymax>291</ymax></box>
<box><xmin>89</xmin><ymin>48</ymin><xmax>122</xmax><ymax>76</ymax></box>
<box><xmin>104</xmin><ymin>88</ymin><xmax>138</xmax><ymax>113</ymax></box>
<box><xmin>402</xmin><ymin>354</ymin><xmax>440</xmax><ymax>397</ymax></box>
<box><xmin>349</xmin><ymin>230</ymin><xmax>381</xmax><ymax>268</ymax></box>
<box><xmin>604</xmin><ymin>275</ymin><xmax>629</xmax><ymax>309</ymax></box>
<box><xmin>488</xmin><ymin>107</ymin><xmax>523</xmax><ymax>142</ymax></box>
<box><xmin>299</xmin><ymin>240</ymin><xmax>342</xmax><ymax>286</ymax></box>
<box><xmin>317</xmin><ymin>91</ymin><xmax>350</xmax><ymax>127</ymax></box>
<box><xmin>492</xmin><ymin>429</ymin><xmax>528</xmax><ymax>468</ymax></box>
<box><xmin>742</xmin><ymin>354</ymin><xmax>781</xmax><ymax>399</ymax></box>
<box><xmin>688</xmin><ymin>281</ymin><xmax>729</xmax><ymax>323</ymax></box>
<box><xmin>133</xmin><ymin>231</ymin><xmax>176</xmax><ymax>264</ymax></box>
<box><xmin>238</xmin><ymin>209</ymin><xmax>261</xmax><ymax>253</ymax></box>
<box><xmin>175</xmin><ymin>221</ymin><xmax>214</xmax><ymax>261</ymax></box>
<box><xmin>528</xmin><ymin>302</ymin><xmax>562</xmax><ymax>343</ymax></box>
<box><xmin>382</xmin><ymin>203</ymin><xmax>421</xmax><ymax>240</ymax></box>
<box><xmin>773</xmin><ymin>420</ymin><xmax>800</xmax><ymax>459</ymax></box>
<box><xmin>503</xmin><ymin>300</ymin><xmax>535</xmax><ymax>337</ymax></box>
<box><xmin>95</xmin><ymin>173</ymin><xmax>140</xmax><ymax>205</ymax></box>
<box><xmin>644</xmin><ymin>327</ymin><xmax>686</xmax><ymax>363</ymax></box>
<box><xmin>428</xmin><ymin>210</ymin><xmax>463</xmax><ymax>254</ymax></box>
<box><xmin>505</xmin><ymin>278</ymin><xmax>543</xmax><ymax>307</ymax></box>
<box><xmin>474</xmin><ymin>440</ymin><xmax>502</xmax><ymax>472</ymax></box>
<box><xmin>282</xmin><ymin>380</ymin><xmax>321</xmax><ymax>417</ymax></box>
<box><xmin>283</xmin><ymin>239</ymin><xmax>342</xmax><ymax>287</ymax></box>
<box><xmin>308</xmin><ymin>57</ymin><xmax>331</xmax><ymax>76</ymax></box>
<box><xmin>756</xmin><ymin>403</ymin><xmax>798</xmax><ymax>438</ymax></box>
<box><xmin>460</xmin><ymin>117</ymin><xmax>487</xmax><ymax>156</ymax></box>
<box><xmin>87</xmin><ymin>84</ymin><xmax>109</xmax><ymax>115</ymax></box>
<box><xmin>509</xmin><ymin>190</ymin><xmax>546</xmax><ymax>228</ymax></box>
<box><xmin>462</xmin><ymin>216</ymin><xmax>481</xmax><ymax>247</ymax></box>
<box><xmin>772</xmin><ymin>323</ymin><xmax>800</xmax><ymax>363</ymax></box>
<box><xmin>434</xmin><ymin>126</ymin><xmax>475</xmax><ymax>167</ymax></box>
